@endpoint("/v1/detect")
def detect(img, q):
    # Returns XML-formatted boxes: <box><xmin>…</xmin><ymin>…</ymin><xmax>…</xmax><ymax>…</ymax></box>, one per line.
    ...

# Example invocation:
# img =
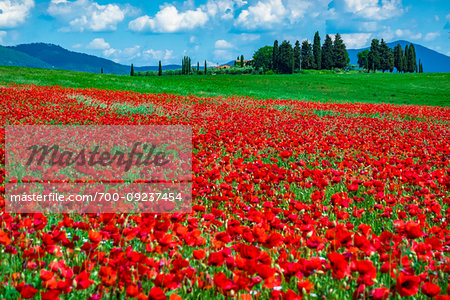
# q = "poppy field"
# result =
<box><xmin>1</xmin><ymin>83</ymin><xmax>450</xmax><ymax>299</ymax></box>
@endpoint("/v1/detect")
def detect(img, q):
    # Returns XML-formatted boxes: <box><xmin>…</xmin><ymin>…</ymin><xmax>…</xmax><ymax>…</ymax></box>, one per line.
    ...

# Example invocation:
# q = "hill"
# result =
<box><xmin>0</xmin><ymin>45</ymin><xmax>52</xmax><ymax>69</ymax></box>
<box><xmin>348</xmin><ymin>40</ymin><xmax>450</xmax><ymax>73</ymax></box>
<box><xmin>5</xmin><ymin>43</ymin><xmax>181</xmax><ymax>74</ymax></box>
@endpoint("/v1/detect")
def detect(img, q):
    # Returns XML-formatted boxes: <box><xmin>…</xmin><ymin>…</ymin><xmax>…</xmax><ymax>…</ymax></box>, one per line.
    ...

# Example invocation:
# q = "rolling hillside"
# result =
<box><xmin>0</xmin><ymin>45</ymin><xmax>51</xmax><ymax>69</ymax></box>
<box><xmin>5</xmin><ymin>43</ymin><xmax>181</xmax><ymax>74</ymax></box>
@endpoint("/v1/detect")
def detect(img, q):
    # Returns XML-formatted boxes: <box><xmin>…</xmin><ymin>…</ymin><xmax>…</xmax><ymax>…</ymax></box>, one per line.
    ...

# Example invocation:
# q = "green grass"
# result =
<box><xmin>1</xmin><ymin>66</ymin><xmax>449</xmax><ymax>106</ymax></box>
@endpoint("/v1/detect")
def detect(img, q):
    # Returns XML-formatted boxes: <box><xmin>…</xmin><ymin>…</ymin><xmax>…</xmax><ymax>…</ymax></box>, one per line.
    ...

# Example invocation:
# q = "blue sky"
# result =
<box><xmin>0</xmin><ymin>0</ymin><xmax>449</xmax><ymax>66</ymax></box>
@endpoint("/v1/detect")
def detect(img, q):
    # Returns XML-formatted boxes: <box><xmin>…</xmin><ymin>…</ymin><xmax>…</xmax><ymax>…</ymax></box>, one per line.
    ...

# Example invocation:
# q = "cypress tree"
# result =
<box><xmin>313</xmin><ymin>31</ymin><xmax>321</xmax><ymax>70</ymax></box>
<box><xmin>321</xmin><ymin>34</ymin><xmax>334</xmax><ymax>70</ymax></box>
<box><xmin>293</xmin><ymin>40</ymin><xmax>301</xmax><ymax>72</ymax></box>
<box><xmin>188</xmin><ymin>57</ymin><xmax>191</xmax><ymax>74</ymax></box>
<box><xmin>404</xmin><ymin>45</ymin><xmax>409</xmax><ymax>73</ymax></box>
<box><xmin>388</xmin><ymin>48</ymin><xmax>394</xmax><ymax>72</ymax></box>
<box><xmin>101</xmin><ymin>67</ymin><xmax>103</xmax><ymax>74</ymax></box>
<box><xmin>379</xmin><ymin>39</ymin><xmax>390</xmax><ymax>72</ymax></box>
<box><xmin>419</xmin><ymin>60</ymin><xmax>423</xmax><ymax>73</ymax></box>
<box><xmin>408</xmin><ymin>44</ymin><xmax>416</xmax><ymax>73</ymax></box>
<box><xmin>240</xmin><ymin>55</ymin><xmax>244</xmax><ymax>67</ymax></box>
<box><xmin>130</xmin><ymin>64</ymin><xmax>134</xmax><ymax>76</ymax></box>
<box><xmin>272</xmin><ymin>40</ymin><xmax>279</xmax><ymax>72</ymax></box>
<box><xmin>368</xmin><ymin>39</ymin><xmax>380</xmax><ymax>72</ymax></box>
<box><xmin>401</xmin><ymin>52</ymin><xmax>407</xmax><ymax>73</ymax></box>
<box><xmin>278</xmin><ymin>40</ymin><xmax>294</xmax><ymax>74</ymax></box>
<box><xmin>204</xmin><ymin>60</ymin><xmax>207</xmax><ymax>75</ymax></box>
<box><xmin>333</xmin><ymin>33</ymin><xmax>348</xmax><ymax>69</ymax></box>
<box><xmin>301</xmin><ymin>40</ymin><xmax>314</xmax><ymax>70</ymax></box>
<box><xmin>158</xmin><ymin>61</ymin><xmax>162</xmax><ymax>76</ymax></box>
<box><xmin>394</xmin><ymin>44</ymin><xmax>403</xmax><ymax>72</ymax></box>
<box><xmin>182</xmin><ymin>57</ymin><xmax>185</xmax><ymax>75</ymax></box>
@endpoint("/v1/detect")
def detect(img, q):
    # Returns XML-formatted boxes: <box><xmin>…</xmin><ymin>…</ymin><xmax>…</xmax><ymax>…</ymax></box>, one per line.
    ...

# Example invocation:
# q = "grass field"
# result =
<box><xmin>1</xmin><ymin>66</ymin><xmax>449</xmax><ymax>106</ymax></box>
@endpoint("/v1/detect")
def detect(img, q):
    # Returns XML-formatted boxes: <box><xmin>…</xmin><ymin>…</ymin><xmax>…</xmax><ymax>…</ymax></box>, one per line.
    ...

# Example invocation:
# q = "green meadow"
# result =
<box><xmin>1</xmin><ymin>66</ymin><xmax>449</xmax><ymax>106</ymax></box>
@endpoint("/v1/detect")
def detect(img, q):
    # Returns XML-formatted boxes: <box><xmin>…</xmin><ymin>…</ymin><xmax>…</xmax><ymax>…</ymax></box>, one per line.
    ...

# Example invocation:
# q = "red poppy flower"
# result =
<box><xmin>421</xmin><ymin>282</ymin><xmax>441</xmax><ymax>298</ymax></box>
<box><xmin>405</xmin><ymin>222</ymin><xmax>423</xmax><ymax>239</ymax></box>
<box><xmin>396</xmin><ymin>272</ymin><xmax>421</xmax><ymax>297</ymax></box>
<box><xmin>327</xmin><ymin>252</ymin><xmax>349</xmax><ymax>279</ymax></box>
<box><xmin>148</xmin><ymin>287</ymin><xmax>166</xmax><ymax>300</ymax></box>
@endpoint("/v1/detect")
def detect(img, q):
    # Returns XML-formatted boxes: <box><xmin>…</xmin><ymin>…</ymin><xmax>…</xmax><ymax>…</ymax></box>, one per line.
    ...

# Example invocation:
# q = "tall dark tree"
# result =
<box><xmin>188</xmin><ymin>57</ymin><xmax>191</xmax><ymax>74</ymax></box>
<box><xmin>368</xmin><ymin>39</ymin><xmax>380</xmax><ymax>72</ymax></box>
<box><xmin>158</xmin><ymin>61</ymin><xmax>162</xmax><ymax>76</ymax></box>
<box><xmin>197</xmin><ymin>62</ymin><xmax>200</xmax><ymax>73</ymax></box>
<box><xmin>332</xmin><ymin>33</ymin><xmax>348</xmax><ymax>69</ymax></box>
<box><xmin>301</xmin><ymin>40</ymin><xmax>314</xmax><ymax>70</ymax></box>
<box><xmin>321</xmin><ymin>34</ymin><xmax>334</xmax><ymax>70</ymax></box>
<box><xmin>130</xmin><ymin>64</ymin><xmax>134</xmax><ymax>76</ymax></box>
<box><xmin>419</xmin><ymin>59</ymin><xmax>424</xmax><ymax>73</ymax></box>
<box><xmin>240</xmin><ymin>55</ymin><xmax>244</xmax><ymax>67</ymax></box>
<box><xmin>401</xmin><ymin>49</ymin><xmax>408</xmax><ymax>74</ymax></box>
<box><xmin>313</xmin><ymin>31</ymin><xmax>322</xmax><ymax>70</ymax></box>
<box><xmin>278</xmin><ymin>40</ymin><xmax>294</xmax><ymax>74</ymax></box>
<box><xmin>101</xmin><ymin>67</ymin><xmax>103</xmax><ymax>74</ymax></box>
<box><xmin>272</xmin><ymin>40</ymin><xmax>279</xmax><ymax>72</ymax></box>
<box><xmin>293</xmin><ymin>41</ymin><xmax>301</xmax><ymax>72</ymax></box>
<box><xmin>388</xmin><ymin>48</ymin><xmax>394</xmax><ymax>72</ymax></box>
<box><xmin>394</xmin><ymin>44</ymin><xmax>404</xmax><ymax>72</ymax></box>
<box><xmin>408</xmin><ymin>44</ymin><xmax>417</xmax><ymax>73</ymax></box>
<box><xmin>404</xmin><ymin>45</ymin><xmax>409</xmax><ymax>73</ymax></box>
<box><xmin>182</xmin><ymin>56</ymin><xmax>192</xmax><ymax>75</ymax></box>
<box><xmin>379</xmin><ymin>39</ymin><xmax>391</xmax><ymax>72</ymax></box>
<box><xmin>357</xmin><ymin>50</ymin><xmax>370</xmax><ymax>70</ymax></box>
<box><xmin>204</xmin><ymin>60</ymin><xmax>207</xmax><ymax>75</ymax></box>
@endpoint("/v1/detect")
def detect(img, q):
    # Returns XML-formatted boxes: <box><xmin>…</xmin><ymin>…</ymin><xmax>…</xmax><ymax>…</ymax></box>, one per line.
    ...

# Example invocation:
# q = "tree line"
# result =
<box><xmin>127</xmin><ymin>34</ymin><xmax>424</xmax><ymax>76</ymax></box>
<box><xmin>253</xmin><ymin>32</ymin><xmax>349</xmax><ymax>74</ymax></box>
<box><xmin>357</xmin><ymin>40</ymin><xmax>423</xmax><ymax>73</ymax></box>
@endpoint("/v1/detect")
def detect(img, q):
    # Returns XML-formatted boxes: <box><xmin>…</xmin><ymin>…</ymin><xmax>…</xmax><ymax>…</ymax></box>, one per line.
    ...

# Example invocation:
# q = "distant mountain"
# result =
<box><xmin>348</xmin><ymin>40</ymin><xmax>450</xmax><ymax>73</ymax></box>
<box><xmin>0</xmin><ymin>45</ymin><xmax>52</xmax><ymax>69</ymax></box>
<box><xmin>3</xmin><ymin>43</ymin><xmax>181</xmax><ymax>74</ymax></box>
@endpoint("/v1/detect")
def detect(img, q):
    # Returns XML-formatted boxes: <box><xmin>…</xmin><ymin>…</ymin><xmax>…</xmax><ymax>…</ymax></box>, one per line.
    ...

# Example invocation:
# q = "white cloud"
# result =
<box><xmin>0</xmin><ymin>30</ymin><xmax>6</xmax><ymax>43</ymax></box>
<box><xmin>332</xmin><ymin>0</ymin><xmax>403</xmax><ymax>21</ymax></box>
<box><xmin>0</xmin><ymin>0</ymin><xmax>34</xmax><ymax>28</ymax></box>
<box><xmin>189</xmin><ymin>36</ymin><xmax>196</xmax><ymax>43</ymax></box>
<box><xmin>96</xmin><ymin>43</ymin><xmax>175</xmax><ymax>65</ymax></box>
<box><xmin>142</xmin><ymin>49</ymin><xmax>175</xmax><ymax>62</ymax></box>
<box><xmin>129</xmin><ymin>5</ymin><xmax>208</xmax><ymax>33</ymax></box>
<box><xmin>284</xmin><ymin>0</ymin><xmax>314</xmax><ymax>23</ymax></box>
<box><xmin>424</xmin><ymin>32</ymin><xmax>440</xmax><ymax>41</ymax></box>
<box><xmin>240</xmin><ymin>33</ymin><xmax>260</xmax><ymax>41</ymax></box>
<box><xmin>205</xmin><ymin>0</ymin><xmax>247</xmax><ymax>20</ymax></box>
<box><xmin>434</xmin><ymin>15</ymin><xmax>439</xmax><ymax>22</ymax></box>
<box><xmin>214</xmin><ymin>49</ymin><xmax>233</xmax><ymax>61</ymax></box>
<box><xmin>235</xmin><ymin>0</ymin><xmax>287</xmax><ymax>30</ymax></box>
<box><xmin>48</xmin><ymin>0</ymin><xmax>134</xmax><ymax>32</ymax></box>
<box><xmin>87</xmin><ymin>38</ymin><xmax>110</xmax><ymax>50</ymax></box>
<box><xmin>215</xmin><ymin>39</ymin><xmax>233</xmax><ymax>49</ymax></box>
<box><xmin>395</xmin><ymin>29</ymin><xmax>422</xmax><ymax>40</ymax></box>
<box><xmin>339</xmin><ymin>33</ymin><xmax>372</xmax><ymax>48</ymax></box>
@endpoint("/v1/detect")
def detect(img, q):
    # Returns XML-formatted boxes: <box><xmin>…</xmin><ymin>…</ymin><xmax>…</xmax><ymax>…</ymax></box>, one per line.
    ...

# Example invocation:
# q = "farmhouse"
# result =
<box><xmin>216</xmin><ymin>64</ymin><xmax>232</xmax><ymax>69</ymax></box>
